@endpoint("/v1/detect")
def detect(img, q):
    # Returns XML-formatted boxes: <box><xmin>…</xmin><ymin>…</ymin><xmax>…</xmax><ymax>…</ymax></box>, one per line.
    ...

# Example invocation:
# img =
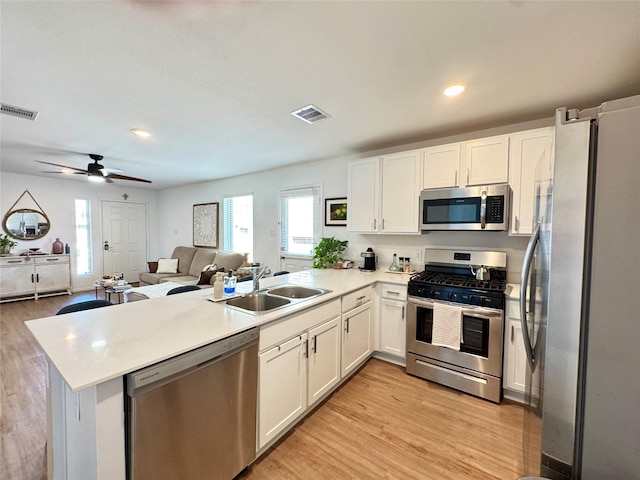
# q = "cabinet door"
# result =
<box><xmin>0</xmin><ymin>265</ymin><xmax>34</xmax><ymax>296</ymax></box>
<box><xmin>380</xmin><ymin>150</ymin><xmax>421</xmax><ymax>233</ymax></box>
<box><xmin>380</xmin><ymin>298</ymin><xmax>406</xmax><ymax>358</ymax></box>
<box><xmin>508</xmin><ymin>127</ymin><xmax>555</xmax><ymax>235</ymax></box>
<box><xmin>504</xmin><ymin>319</ymin><xmax>541</xmax><ymax>395</ymax></box>
<box><xmin>35</xmin><ymin>260</ymin><xmax>71</xmax><ymax>293</ymax></box>
<box><xmin>341</xmin><ymin>303</ymin><xmax>372</xmax><ymax>377</ymax></box>
<box><xmin>463</xmin><ymin>135</ymin><xmax>509</xmax><ymax>186</ymax></box>
<box><xmin>307</xmin><ymin>317</ymin><xmax>341</xmax><ymax>406</ymax></box>
<box><xmin>347</xmin><ymin>157</ymin><xmax>379</xmax><ymax>232</ymax></box>
<box><xmin>422</xmin><ymin>143</ymin><xmax>461</xmax><ymax>189</ymax></box>
<box><xmin>258</xmin><ymin>334</ymin><xmax>307</xmax><ymax>449</ymax></box>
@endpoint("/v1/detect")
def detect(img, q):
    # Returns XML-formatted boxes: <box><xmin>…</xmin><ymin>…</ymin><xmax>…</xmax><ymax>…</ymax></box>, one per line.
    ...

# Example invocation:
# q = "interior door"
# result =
<box><xmin>102</xmin><ymin>201</ymin><xmax>147</xmax><ymax>283</ymax></box>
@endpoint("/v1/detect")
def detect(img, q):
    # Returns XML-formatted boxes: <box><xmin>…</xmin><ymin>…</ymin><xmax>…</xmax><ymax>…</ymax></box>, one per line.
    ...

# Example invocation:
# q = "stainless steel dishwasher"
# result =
<box><xmin>125</xmin><ymin>327</ymin><xmax>259</xmax><ymax>480</ymax></box>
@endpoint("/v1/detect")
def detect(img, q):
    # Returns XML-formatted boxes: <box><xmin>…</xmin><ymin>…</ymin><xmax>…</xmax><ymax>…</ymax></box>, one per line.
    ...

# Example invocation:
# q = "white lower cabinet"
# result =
<box><xmin>341</xmin><ymin>286</ymin><xmax>373</xmax><ymax>377</ymax></box>
<box><xmin>503</xmin><ymin>297</ymin><xmax>540</xmax><ymax>401</ymax></box>
<box><xmin>257</xmin><ymin>299</ymin><xmax>341</xmax><ymax>450</ymax></box>
<box><xmin>378</xmin><ymin>283</ymin><xmax>407</xmax><ymax>359</ymax></box>
<box><xmin>258</xmin><ymin>335</ymin><xmax>307</xmax><ymax>449</ymax></box>
<box><xmin>307</xmin><ymin>318</ymin><xmax>341</xmax><ymax>405</ymax></box>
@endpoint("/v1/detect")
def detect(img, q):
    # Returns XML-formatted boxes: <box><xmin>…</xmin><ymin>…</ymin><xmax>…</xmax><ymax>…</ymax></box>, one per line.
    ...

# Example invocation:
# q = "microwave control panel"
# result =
<box><xmin>486</xmin><ymin>196</ymin><xmax>504</xmax><ymax>223</ymax></box>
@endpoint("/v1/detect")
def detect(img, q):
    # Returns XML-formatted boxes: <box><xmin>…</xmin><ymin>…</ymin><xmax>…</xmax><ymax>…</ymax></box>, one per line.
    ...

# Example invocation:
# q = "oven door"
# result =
<box><xmin>406</xmin><ymin>295</ymin><xmax>504</xmax><ymax>377</ymax></box>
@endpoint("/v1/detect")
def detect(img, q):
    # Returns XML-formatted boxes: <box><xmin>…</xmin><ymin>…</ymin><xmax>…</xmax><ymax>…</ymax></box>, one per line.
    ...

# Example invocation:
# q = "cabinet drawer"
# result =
<box><xmin>35</xmin><ymin>255</ymin><xmax>69</xmax><ymax>265</ymax></box>
<box><xmin>0</xmin><ymin>257</ymin><xmax>30</xmax><ymax>266</ymax></box>
<box><xmin>379</xmin><ymin>283</ymin><xmax>407</xmax><ymax>301</ymax></box>
<box><xmin>341</xmin><ymin>286</ymin><xmax>372</xmax><ymax>313</ymax></box>
<box><xmin>259</xmin><ymin>299</ymin><xmax>340</xmax><ymax>351</ymax></box>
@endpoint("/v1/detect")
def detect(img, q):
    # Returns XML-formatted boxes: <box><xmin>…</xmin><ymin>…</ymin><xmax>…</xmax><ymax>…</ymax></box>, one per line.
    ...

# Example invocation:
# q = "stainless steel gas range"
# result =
<box><xmin>406</xmin><ymin>249</ymin><xmax>507</xmax><ymax>403</ymax></box>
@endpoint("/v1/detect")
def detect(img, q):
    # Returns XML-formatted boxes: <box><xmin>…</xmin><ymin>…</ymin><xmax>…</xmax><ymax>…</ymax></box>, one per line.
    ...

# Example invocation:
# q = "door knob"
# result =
<box><xmin>104</xmin><ymin>241</ymin><xmax>109</xmax><ymax>251</ymax></box>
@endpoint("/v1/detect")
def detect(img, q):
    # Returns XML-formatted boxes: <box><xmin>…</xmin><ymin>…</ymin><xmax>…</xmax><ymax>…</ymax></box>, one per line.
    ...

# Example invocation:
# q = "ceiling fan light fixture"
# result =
<box><xmin>443</xmin><ymin>84</ymin><xmax>466</xmax><ymax>96</ymax></box>
<box><xmin>131</xmin><ymin>128</ymin><xmax>153</xmax><ymax>138</ymax></box>
<box><xmin>88</xmin><ymin>174</ymin><xmax>106</xmax><ymax>183</ymax></box>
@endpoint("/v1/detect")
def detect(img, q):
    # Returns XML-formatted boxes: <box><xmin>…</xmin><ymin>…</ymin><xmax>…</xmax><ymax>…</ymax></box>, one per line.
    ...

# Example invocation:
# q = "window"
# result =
<box><xmin>280</xmin><ymin>186</ymin><xmax>321</xmax><ymax>257</ymax></box>
<box><xmin>74</xmin><ymin>199</ymin><xmax>93</xmax><ymax>276</ymax></box>
<box><xmin>223</xmin><ymin>195</ymin><xmax>253</xmax><ymax>261</ymax></box>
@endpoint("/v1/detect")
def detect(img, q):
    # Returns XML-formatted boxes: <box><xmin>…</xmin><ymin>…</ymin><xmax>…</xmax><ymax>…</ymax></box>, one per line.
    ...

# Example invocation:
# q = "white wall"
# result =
<box><xmin>0</xmin><ymin>172</ymin><xmax>159</xmax><ymax>291</ymax></box>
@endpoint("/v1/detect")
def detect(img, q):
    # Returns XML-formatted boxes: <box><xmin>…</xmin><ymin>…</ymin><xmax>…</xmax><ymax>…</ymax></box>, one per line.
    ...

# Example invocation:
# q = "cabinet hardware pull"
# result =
<box><xmin>455</xmin><ymin>170</ymin><xmax>458</xmax><ymax>186</ymax></box>
<box><xmin>373</xmin><ymin>219</ymin><xmax>377</xmax><ymax>230</ymax></box>
<box><xmin>356</xmin><ymin>295</ymin><xmax>366</xmax><ymax>300</ymax></box>
<box><xmin>511</xmin><ymin>325</ymin><xmax>514</xmax><ymax>342</ymax></box>
<box><xmin>466</xmin><ymin>169</ymin><xmax>470</xmax><ymax>185</ymax></box>
<box><xmin>382</xmin><ymin>218</ymin><xmax>385</xmax><ymax>230</ymax></box>
<box><xmin>31</xmin><ymin>274</ymin><xmax>35</xmax><ymax>283</ymax></box>
<box><xmin>344</xmin><ymin>318</ymin><xmax>350</xmax><ymax>333</ymax></box>
<box><xmin>46</xmin><ymin>258</ymin><xmax>59</xmax><ymax>262</ymax></box>
<box><xmin>8</xmin><ymin>260</ymin><xmax>21</xmax><ymax>264</ymax></box>
<box><xmin>386</xmin><ymin>291</ymin><xmax>399</xmax><ymax>295</ymax></box>
<box><xmin>312</xmin><ymin>335</ymin><xmax>317</xmax><ymax>354</ymax></box>
<box><xmin>402</xmin><ymin>306</ymin><xmax>405</xmax><ymax>319</ymax></box>
<box><xmin>515</xmin><ymin>216</ymin><xmax>519</xmax><ymax>232</ymax></box>
<box><xmin>36</xmin><ymin>274</ymin><xmax>39</xmax><ymax>283</ymax></box>
<box><xmin>303</xmin><ymin>339</ymin><xmax>308</xmax><ymax>358</ymax></box>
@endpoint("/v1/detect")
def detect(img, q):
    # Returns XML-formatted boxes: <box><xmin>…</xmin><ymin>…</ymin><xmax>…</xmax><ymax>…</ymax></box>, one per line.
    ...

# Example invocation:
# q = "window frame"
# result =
<box><xmin>222</xmin><ymin>193</ymin><xmax>254</xmax><ymax>261</ymax></box>
<box><xmin>279</xmin><ymin>186</ymin><xmax>322</xmax><ymax>259</ymax></box>
<box><xmin>74</xmin><ymin>198</ymin><xmax>93</xmax><ymax>277</ymax></box>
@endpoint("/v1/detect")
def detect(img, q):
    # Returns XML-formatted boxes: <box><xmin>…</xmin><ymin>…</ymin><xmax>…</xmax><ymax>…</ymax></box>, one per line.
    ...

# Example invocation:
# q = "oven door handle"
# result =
<box><xmin>519</xmin><ymin>222</ymin><xmax>540</xmax><ymax>371</ymax></box>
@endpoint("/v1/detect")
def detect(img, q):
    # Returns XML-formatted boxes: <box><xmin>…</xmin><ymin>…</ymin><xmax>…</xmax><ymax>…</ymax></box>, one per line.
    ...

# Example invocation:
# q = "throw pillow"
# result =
<box><xmin>197</xmin><ymin>267</ymin><xmax>224</xmax><ymax>285</ymax></box>
<box><xmin>147</xmin><ymin>261</ymin><xmax>158</xmax><ymax>273</ymax></box>
<box><xmin>156</xmin><ymin>258</ymin><xmax>179</xmax><ymax>274</ymax></box>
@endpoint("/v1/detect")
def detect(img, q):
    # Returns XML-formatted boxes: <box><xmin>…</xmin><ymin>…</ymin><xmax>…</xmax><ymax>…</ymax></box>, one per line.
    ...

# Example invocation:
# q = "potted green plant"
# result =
<box><xmin>0</xmin><ymin>234</ymin><xmax>18</xmax><ymax>256</ymax></box>
<box><xmin>312</xmin><ymin>237</ymin><xmax>348</xmax><ymax>269</ymax></box>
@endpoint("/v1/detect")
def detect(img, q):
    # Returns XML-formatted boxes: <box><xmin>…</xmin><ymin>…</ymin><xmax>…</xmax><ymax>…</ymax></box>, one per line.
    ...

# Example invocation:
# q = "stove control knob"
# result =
<box><xmin>448</xmin><ymin>292</ymin><xmax>455</xmax><ymax>301</ymax></box>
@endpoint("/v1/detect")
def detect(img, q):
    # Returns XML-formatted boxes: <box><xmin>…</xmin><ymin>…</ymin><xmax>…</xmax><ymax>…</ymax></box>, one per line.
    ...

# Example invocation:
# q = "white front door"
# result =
<box><xmin>102</xmin><ymin>201</ymin><xmax>147</xmax><ymax>283</ymax></box>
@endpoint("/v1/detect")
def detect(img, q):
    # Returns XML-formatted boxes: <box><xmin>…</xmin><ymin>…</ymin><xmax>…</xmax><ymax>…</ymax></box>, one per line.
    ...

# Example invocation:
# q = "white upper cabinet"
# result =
<box><xmin>421</xmin><ymin>134</ymin><xmax>509</xmax><ymax>190</ymax></box>
<box><xmin>422</xmin><ymin>143</ymin><xmax>461</xmax><ymax>189</ymax></box>
<box><xmin>347</xmin><ymin>150</ymin><xmax>421</xmax><ymax>234</ymax></box>
<box><xmin>508</xmin><ymin>127</ymin><xmax>555</xmax><ymax>236</ymax></box>
<box><xmin>380</xmin><ymin>150</ymin><xmax>421</xmax><ymax>233</ymax></box>
<box><xmin>463</xmin><ymin>134</ymin><xmax>510</xmax><ymax>186</ymax></box>
<box><xmin>347</xmin><ymin>157</ymin><xmax>379</xmax><ymax>233</ymax></box>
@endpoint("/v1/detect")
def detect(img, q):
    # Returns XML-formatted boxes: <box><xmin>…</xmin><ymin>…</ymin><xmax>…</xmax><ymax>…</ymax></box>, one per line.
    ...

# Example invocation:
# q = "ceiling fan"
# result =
<box><xmin>37</xmin><ymin>153</ymin><xmax>151</xmax><ymax>184</ymax></box>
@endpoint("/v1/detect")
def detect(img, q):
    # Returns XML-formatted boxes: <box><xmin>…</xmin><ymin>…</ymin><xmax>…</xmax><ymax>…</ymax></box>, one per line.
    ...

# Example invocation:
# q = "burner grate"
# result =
<box><xmin>412</xmin><ymin>271</ymin><xmax>506</xmax><ymax>292</ymax></box>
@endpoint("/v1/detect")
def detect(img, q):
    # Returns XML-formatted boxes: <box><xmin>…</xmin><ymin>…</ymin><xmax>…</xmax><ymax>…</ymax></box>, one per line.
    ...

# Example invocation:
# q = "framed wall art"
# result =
<box><xmin>324</xmin><ymin>197</ymin><xmax>347</xmax><ymax>226</ymax></box>
<box><xmin>193</xmin><ymin>202</ymin><xmax>219</xmax><ymax>248</ymax></box>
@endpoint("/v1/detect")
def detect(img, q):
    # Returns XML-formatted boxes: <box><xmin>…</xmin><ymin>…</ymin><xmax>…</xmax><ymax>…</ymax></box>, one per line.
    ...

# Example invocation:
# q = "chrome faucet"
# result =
<box><xmin>252</xmin><ymin>262</ymin><xmax>269</xmax><ymax>292</ymax></box>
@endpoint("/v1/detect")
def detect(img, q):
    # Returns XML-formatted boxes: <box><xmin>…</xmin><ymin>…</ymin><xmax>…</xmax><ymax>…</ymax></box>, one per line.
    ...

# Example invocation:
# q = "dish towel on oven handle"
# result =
<box><xmin>432</xmin><ymin>302</ymin><xmax>462</xmax><ymax>351</ymax></box>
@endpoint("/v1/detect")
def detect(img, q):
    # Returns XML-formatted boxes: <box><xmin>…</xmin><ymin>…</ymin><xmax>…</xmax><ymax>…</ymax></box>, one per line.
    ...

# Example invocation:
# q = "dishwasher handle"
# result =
<box><xmin>126</xmin><ymin>328</ymin><xmax>258</xmax><ymax>396</ymax></box>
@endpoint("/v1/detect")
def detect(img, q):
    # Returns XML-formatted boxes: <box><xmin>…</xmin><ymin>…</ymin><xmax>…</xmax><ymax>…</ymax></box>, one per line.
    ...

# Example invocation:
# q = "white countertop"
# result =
<box><xmin>26</xmin><ymin>268</ymin><xmax>411</xmax><ymax>392</ymax></box>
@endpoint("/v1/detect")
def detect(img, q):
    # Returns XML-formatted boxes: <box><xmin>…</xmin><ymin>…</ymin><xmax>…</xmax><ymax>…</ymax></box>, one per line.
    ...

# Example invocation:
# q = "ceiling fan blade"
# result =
<box><xmin>106</xmin><ymin>173</ymin><xmax>152</xmax><ymax>184</ymax></box>
<box><xmin>36</xmin><ymin>160</ymin><xmax>88</xmax><ymax>173</ymax></box>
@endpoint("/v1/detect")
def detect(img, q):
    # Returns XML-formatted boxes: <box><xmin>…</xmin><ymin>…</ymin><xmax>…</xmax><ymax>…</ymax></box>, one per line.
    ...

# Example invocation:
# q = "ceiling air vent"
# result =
<box><xmin>291</xmin><ymin>104</ymin><xmax>330</xmax><ymax>124</ymax></box>
<box><xmin>1</xmin><ymin>103</ymin><xmax>39</xmax><ymax>121</ymax></box>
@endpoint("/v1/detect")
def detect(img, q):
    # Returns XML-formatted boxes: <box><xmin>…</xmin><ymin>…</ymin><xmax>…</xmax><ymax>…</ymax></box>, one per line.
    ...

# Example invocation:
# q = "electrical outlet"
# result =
<box><xmin>414</xmin><ymin>249</ymin><xmax>422</xmax><ymax>261</ymax></box>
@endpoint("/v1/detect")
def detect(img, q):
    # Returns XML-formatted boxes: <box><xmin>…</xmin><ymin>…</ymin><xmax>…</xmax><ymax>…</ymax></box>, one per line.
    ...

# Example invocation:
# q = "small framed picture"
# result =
<box><xmin>324</xmin><ymin>197</ymin><xmax>347</xmax><ymax>226</ymax></box>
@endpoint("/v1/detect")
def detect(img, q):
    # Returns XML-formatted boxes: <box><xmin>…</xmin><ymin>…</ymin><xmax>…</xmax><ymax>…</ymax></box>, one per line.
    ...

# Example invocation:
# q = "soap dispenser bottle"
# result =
<box><xmin>213</xmin><ymin>272</ymin><xmax>224</xmax><ymax>299</ymax></box>
<box><xmin>224</xmin><ymin>270</ymin><xmax>237</xmax><ymax>295</ymax></box>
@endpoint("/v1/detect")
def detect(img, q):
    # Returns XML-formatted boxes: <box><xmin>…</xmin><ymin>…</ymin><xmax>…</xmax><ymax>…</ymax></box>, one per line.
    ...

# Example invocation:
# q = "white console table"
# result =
<box><xmin>0</xmin><ymin>254</ymin><xmax>71</xmax><ymax>302</ymax></box>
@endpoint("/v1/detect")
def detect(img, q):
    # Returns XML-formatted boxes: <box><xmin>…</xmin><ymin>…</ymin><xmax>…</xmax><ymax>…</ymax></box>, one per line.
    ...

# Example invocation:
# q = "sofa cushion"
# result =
<box><xmin>159</xmin><ymin>275</ymin><xmax>199</xmax><ymax>285</ymax></box>
<box><xmin>172</xmin><ymin>246</ymin><xmax>197</xmax><ymax>275</ymax></box>
<box><xmin>212</xmin><ymin>250</ymin><xmax>245</xmax><ymax>273</ymax></box>
<box><xmin>188</xmin><ymin>249</ymin><xmax>218</xmax><ymax>277</ymax></box>
<box><xmin>139</xmin><ymin>272</ymin><xmax>181</xmax><ymax>285</ymax></box>
<box><xmin>157</xmin><ymin>258</ymin><xmax>179</xmax><ymax>274</ymax></box>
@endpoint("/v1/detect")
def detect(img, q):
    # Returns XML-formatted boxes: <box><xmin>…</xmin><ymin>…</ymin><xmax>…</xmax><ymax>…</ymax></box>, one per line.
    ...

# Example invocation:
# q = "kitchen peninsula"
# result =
<box><xmin>26</xmin><ymin>268</ymin><xmax>411</xmax><ymax>480</ymax></box>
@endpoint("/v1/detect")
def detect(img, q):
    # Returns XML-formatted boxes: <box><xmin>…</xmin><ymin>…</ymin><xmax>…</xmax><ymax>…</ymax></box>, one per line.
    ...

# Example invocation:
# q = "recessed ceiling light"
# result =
<box><xmin>131</xmin><ymin>128</ymin><xmax>153</xmax><ymax>138</ymax></box>
<box><xmin>443</xmin><ymin>84</ymin><xmax>466</xmax><ymax>96</ymax></box>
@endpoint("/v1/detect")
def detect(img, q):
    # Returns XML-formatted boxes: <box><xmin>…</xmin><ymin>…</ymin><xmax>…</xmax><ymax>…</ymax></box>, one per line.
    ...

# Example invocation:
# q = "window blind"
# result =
<box><xmin>280</xmin><ymin>186</ymin><xmax>320</xmax><ymax>258</ymax></box>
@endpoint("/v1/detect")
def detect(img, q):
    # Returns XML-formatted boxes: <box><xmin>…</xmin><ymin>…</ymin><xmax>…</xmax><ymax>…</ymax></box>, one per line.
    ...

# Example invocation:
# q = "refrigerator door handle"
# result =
<box><xmin>520</xmin><ymin>222</ymin><xmax>540</xmax><ymax>371</ymax></box>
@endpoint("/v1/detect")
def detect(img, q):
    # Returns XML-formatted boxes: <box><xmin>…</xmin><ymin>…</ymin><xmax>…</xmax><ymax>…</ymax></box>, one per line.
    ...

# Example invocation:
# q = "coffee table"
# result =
<box><xmin>94</xmin><ymin>281</ymin><xmax>133</xmax><ymax>304</ymax></box>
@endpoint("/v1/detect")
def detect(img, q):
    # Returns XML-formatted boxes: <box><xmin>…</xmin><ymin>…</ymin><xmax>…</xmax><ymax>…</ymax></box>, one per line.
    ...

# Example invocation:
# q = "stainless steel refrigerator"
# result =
<box><xmin>519</xmin><ymin>95</ymin><xmax>640</xmax><ymax>480</ymax></box>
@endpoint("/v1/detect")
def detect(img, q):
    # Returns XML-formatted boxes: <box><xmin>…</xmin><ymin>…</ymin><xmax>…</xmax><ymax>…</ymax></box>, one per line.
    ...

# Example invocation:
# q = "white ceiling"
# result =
<box><xmin>1</xmin><ymin>1</ymin><xmax>639</xmax><ymax>190</ymax></box>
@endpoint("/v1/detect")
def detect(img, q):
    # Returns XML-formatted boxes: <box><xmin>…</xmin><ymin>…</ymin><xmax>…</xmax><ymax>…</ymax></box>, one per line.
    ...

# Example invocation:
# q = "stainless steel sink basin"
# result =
<box><xmin>267</xmin><ymin>285</ymin><xmax>326</xmax><ymax>299</ymax></box>
<box><xmin>226</xmin><ymin>293</ymin><xmax>290</xmax><ymax>313</ymax></box>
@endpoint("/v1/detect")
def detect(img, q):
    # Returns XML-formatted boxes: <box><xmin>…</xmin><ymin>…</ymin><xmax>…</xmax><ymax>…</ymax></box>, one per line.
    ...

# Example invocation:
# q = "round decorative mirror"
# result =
<box><xmin>3</xmin><ymin>208</ymin><xmax>51</xmax><ymax>241</ymax></box>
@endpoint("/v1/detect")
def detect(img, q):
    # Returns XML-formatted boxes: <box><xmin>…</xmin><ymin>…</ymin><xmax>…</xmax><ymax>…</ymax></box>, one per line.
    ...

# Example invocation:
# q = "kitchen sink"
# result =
<box><xmin>226</xmin><ymin>293</ymin><xmax>291</xmax><ymax>313</ymax></box>
<box><xmin>267</xmin><ymin>285</ymin><xmax>327</xmax><ymax>299</ymax></box>
<box><xmin>224</xmin><ymin>284</ymin><xmax>331</xmax><ymax>315</ymax></box>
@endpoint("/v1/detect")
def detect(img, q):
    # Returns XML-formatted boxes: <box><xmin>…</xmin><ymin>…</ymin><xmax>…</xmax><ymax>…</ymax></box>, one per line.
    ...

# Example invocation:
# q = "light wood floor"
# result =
<box><xmin>2</xmin><ymin>293</ymin><xmax>533</xmax><ymax>480</ymax></box>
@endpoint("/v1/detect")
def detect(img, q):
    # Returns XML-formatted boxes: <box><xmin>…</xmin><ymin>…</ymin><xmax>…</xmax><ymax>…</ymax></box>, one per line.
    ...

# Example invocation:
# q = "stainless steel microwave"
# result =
<box><xmin>419</xmin><ymin>185</ymin><xmax>510</xmax><ymax>231</ymax></box>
